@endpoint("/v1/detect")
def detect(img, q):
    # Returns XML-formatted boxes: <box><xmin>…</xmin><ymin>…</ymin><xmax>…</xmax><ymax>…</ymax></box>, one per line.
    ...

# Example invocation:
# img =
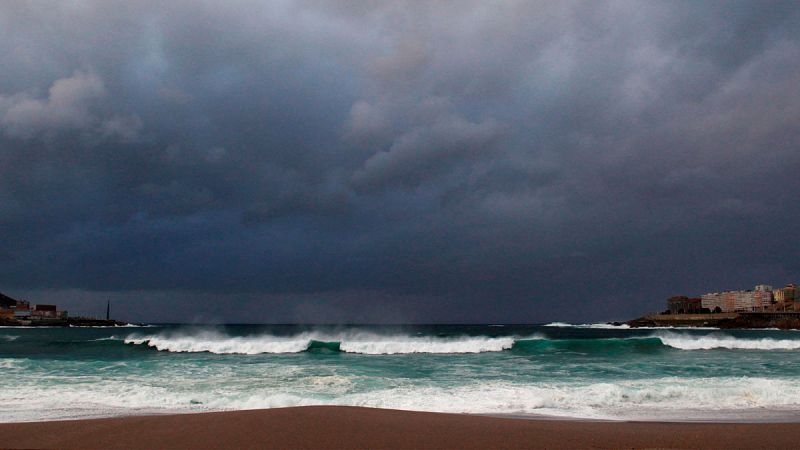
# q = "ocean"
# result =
<box><xmin>3</xmin><ymin>323</ymin><xmax>800</xmax><ymax>423</ymax></box>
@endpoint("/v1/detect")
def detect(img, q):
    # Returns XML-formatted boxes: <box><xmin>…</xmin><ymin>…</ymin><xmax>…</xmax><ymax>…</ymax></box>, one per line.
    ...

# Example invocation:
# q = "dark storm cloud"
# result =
<box><xmin>1</xmin><ymin>1</ymin><xmax>800</xmax><ymax>322</ymax></box>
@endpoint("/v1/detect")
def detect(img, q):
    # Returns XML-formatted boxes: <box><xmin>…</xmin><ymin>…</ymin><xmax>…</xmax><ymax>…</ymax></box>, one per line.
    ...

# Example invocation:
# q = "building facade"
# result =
<box><xmin>774</xmin><ymin>284</ymin><xmax>796</xmax><ymax>303</ymax></box>
<box><xmin>667</xmin><ymin>296</ymin><xmax>703</xmax><ymax>314</ymax></box>
<box><xmin>701</xmin><ymin>285</ymin><xmax>774</xmax><ymax>312</ymax></box>
<box><xmin>0</xmin><ymin>292</ymin><xmax>68</xmax><ymax>322</ymax></box>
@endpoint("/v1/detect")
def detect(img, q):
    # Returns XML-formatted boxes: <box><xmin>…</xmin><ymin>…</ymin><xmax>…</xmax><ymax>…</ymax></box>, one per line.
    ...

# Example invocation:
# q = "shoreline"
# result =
<box><xmin>10</xmin><ymin>407</ymin><xmax>800</xmax><ymax>426</ymax></box>
<box><xmin>2</xmin><ymin>406</ymin><xmax>800</xmax><ymax>449</ymax></box>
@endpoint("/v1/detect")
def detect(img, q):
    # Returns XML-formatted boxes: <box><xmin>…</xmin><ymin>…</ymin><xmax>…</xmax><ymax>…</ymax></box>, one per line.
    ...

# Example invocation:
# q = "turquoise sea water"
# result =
<box><xmin>3</xmin><ymin>324</ymin><xmax>800</xmax><ymax>422</ymax></box>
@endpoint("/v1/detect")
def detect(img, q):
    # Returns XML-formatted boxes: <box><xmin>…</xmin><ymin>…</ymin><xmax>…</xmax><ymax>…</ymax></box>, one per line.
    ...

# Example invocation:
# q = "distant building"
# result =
<box><xmin>33</xmin><ymin>304</ymin><xmax>56</xmax><ymax>312</ymax></box>
<box><xmin>0</xmin><ymin>292</ymin><xmax>67</xmax><ymax>321</ymax></box>
<box><xmin>32</xmin><ymin>304</ymin><xmax>66</xmax><ymax>319</ymax></box>
<box><xmin>701</xmin><ymin>285</ymin><xmax>773</xmax><ymax>312</ymax></box>
<box><xmin>773</xmin><ymin>284</ymin><xmax>797</xmax><ymax>311</ymax></box>
<box><xmin>753</xmin><ymin>288</ymin><xmax>773</xmax><ymax>311</ymax></box>
<box><xmin>667</xmin><ymin>296</ymin><xmax>703</xmax><ymax>314</ymax></box>
<box><xmin>774</xmin><ymin>285</ymin><xmax>796</xmax><ymax>303</ymax></box>
<box><xmin>0</xmin><ymin>292</ymin><xmax>20</xmax><ymax>320</ymax></box>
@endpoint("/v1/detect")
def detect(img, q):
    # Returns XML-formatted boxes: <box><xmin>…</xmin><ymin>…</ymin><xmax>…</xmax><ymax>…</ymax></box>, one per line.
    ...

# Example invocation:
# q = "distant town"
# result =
<box><xmin>665</xmin><ymin>283</ymin><xmax>797</xmax><ymax>314</ymax></box>
<box><xmin>628</xmin><ymin>283</ymin><xmax>800</xmax><ymax>329</ymax></box>
<box><xmin>0</xmin><ymin>291</ymin><xmax>124</xmax><ymax>326</ymax></box>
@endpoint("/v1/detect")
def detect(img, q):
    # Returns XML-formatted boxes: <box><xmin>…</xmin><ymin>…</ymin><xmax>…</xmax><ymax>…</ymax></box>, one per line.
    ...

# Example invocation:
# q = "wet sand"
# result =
<box><xmin>1</xmin><ymin>406</ymin><xmax>799</xmax><ymax>449</ymax></box>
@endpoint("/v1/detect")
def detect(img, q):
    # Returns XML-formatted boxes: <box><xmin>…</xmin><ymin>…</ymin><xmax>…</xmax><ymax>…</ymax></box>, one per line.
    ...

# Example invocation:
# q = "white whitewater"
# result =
<box><xmin>656</xmin><ymin>331</ymin><xmax>800</xmax><ymax>350</ymax></box>
<box><xmin>124</xmin><ymin>331</ymin><xmax>517</xmax><ymax>354</ymax></box>
<box><xmin>5</xmin><ymin>375</ymin><xmax>800</xmax><ymax>423</ymax></box>
<box><xmin>339</xmin><ymin>336</ymin><xmax>515</xmax><ymax>354</ymax></box>
<box><xmin>125</xmin><ymin>332</ymin><xmax>314</xmax><ymax>354</ymax></box>
<box><xmin>544</xmin><ymin>322</ymin><xmax>631</xmax><ymax>329</ymax></box>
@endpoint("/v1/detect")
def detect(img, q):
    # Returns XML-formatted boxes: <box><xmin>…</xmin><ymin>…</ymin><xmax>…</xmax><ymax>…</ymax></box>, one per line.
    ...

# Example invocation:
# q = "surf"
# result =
<box><xmin>543</xmin><ymin>322</ymin><xmax>631</xmax><ymax>329</ymax></box>
<box><xmin>122</xmin><ymin>329</ymin><xmax>800</xmax><ymax>355</ymax></box>
<box><xmin>124</xmin><ymin>331</ymin><xmax>520</xmax><ymax>355</ymax></box>
<box><xmin>654</xmin><ymin>331</ymin><xmax>800</xmax><ymax>350</ymax></box>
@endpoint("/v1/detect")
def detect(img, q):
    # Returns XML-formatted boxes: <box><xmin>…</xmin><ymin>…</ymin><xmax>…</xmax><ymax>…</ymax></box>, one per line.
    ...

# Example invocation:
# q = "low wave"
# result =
<box><xmin>125</xmin><ymin>331</ymin><xmax>520</xmax><ymax>355</ymax></box>
<box><xmin>90</xmin><ymin>336</ymin><xmax>124</xmax><ymax>342</ymax></box>
<box><xmin>543</xmin><ymin>322</ymin><xmax>725</xmax><ymax>331</ymax></box>
<box><xmin>0</xmin><ymin>358</ymin><xmax>24</xmax><ymax>370</ymax></box>
<box><xmin>656</xmin><ymin>332</ymin><xmax>800</xmax><ymax>350</ymax></box>
<box><xmin>544</xmin><ymin>322</ymin><xmax>630</xmax><ymax>329</ymax></box>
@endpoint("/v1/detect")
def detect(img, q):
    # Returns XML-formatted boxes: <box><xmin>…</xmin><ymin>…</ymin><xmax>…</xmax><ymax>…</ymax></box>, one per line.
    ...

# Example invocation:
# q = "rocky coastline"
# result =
<box><xmin>0</xmin><ymin>317</ymin><xmax>132</xmax><ymax>327</ymax></box>
<box><xmin>625</xmin><ymin>312</ymin><xmax>800</xmax><ymax>329</ymax></box>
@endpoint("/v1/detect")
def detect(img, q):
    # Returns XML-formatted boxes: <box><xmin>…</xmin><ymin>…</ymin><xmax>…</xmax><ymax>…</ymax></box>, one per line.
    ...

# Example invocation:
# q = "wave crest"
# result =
<box><xmin>125</xmin><ymin>331</ymin><xmax>518</xmax><ymax>355</ymax></box>
<box><xmin>544</xmin><ymin>322</ymin><xmax>630</xmax><ymax>329</ymax></box>
<box><xmin>125</xmin><ymin>332</ymin><xmax>312</xmax><ymax>354</ymax></box>
<box><xmin>124</xmin><ymin>329</ymin><xmax>800</xmax><ymax>355</ymax></box>
<box><xmin>340</xmin><ymin>336</ymin><xmax>515</xmax><ymax>354</ymax></box>
<box><xmin>656</xmin><ymin>332</ymin><xmax>800</xmax><ymax>350</ymax></box>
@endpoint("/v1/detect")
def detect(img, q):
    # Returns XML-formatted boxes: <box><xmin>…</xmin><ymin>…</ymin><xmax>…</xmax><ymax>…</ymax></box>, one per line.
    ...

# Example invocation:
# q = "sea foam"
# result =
<box><xmin>125</xmin><ymin>329</ymin><xmax>800</xmax><ymax>354</ymax></box>
<box><xmin>125</xmin><ymin>332</ymin><xmax>312</xmax><ymax>354</ymax></box>
<box><xmin>339</xmin><ymin>336</ymin><xmax>515</xmax><ymax>354</ymax></box>
<box><xmin>5</xmin><ymin>375</ymin><xmax>800</xmax><ymax>422</ymax></box>
<box><xmin>125</xmin><ymin>331</ymin><xmax>518</xmax><ymax>355</ymax></box>
<box><xmin>655</xmin><ymin>332</ymin><xmax>800</xmax><ymax>350</ymax></box>
<box><xmin>544</xmin><ymin>322</ymin><xmax>631</xmax><ymax>329</ymax></box>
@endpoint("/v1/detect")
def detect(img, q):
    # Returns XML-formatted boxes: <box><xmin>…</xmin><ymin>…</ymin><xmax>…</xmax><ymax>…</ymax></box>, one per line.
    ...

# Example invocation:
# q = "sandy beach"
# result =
<box><xmin>1</xmin><ymin>406</ymin><xmax>800</xmax><ymax>449</ymax></box>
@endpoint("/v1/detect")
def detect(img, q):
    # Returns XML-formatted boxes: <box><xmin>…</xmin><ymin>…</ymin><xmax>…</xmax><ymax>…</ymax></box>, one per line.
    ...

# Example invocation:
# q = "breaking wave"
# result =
<box><xmin>544</xmin><ymin>322</ymin><xmax>630</xmax><ymax>329</ymax></box>
<box><xmin>124</xmin><ymin>331</ymin><xmax>520</xmax><ymax>355</ymax></box>
<box><xmin>123</xmin><ymin>330</ymin><xmax>800</xmax><ymax>355</ymax></box>
<box><xmin>125</xmin><ymin>333</ymin><xmax>312</xmax><ymax>354</ymax></box>
<box><xmin>655</xmin><ymin>332</ymin><xmax>800</xmax><ymax>350</ymax></box>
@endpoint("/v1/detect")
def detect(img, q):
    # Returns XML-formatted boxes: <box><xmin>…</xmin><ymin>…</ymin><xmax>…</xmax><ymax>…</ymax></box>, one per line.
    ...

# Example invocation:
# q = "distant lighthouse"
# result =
<box><xmin>106</xmin><ymin>300</ymin><xmax>110</xmax><ymax>321</ymax></box>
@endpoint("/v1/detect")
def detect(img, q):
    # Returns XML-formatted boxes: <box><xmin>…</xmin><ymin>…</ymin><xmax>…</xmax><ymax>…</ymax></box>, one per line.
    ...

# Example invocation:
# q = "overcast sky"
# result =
<box><xmin>1</xmin><ymin>1</ymin><xmax>799</xmax><ymax>323</ymax></box>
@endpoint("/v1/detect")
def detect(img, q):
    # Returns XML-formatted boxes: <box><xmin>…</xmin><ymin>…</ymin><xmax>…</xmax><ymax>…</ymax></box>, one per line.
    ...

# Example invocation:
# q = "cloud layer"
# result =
<box><xmin>2</xmin><ymin>1</ymin><xmax>800</xmax><ymax>322</ymax></box>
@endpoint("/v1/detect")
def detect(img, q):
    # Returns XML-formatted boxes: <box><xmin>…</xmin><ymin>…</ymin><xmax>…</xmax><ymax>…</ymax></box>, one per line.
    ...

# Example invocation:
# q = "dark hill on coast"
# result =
<box><xmin>0</xmin><ymin>292</ymin><xmax>18</xmax><ymax>308</ymax></box>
